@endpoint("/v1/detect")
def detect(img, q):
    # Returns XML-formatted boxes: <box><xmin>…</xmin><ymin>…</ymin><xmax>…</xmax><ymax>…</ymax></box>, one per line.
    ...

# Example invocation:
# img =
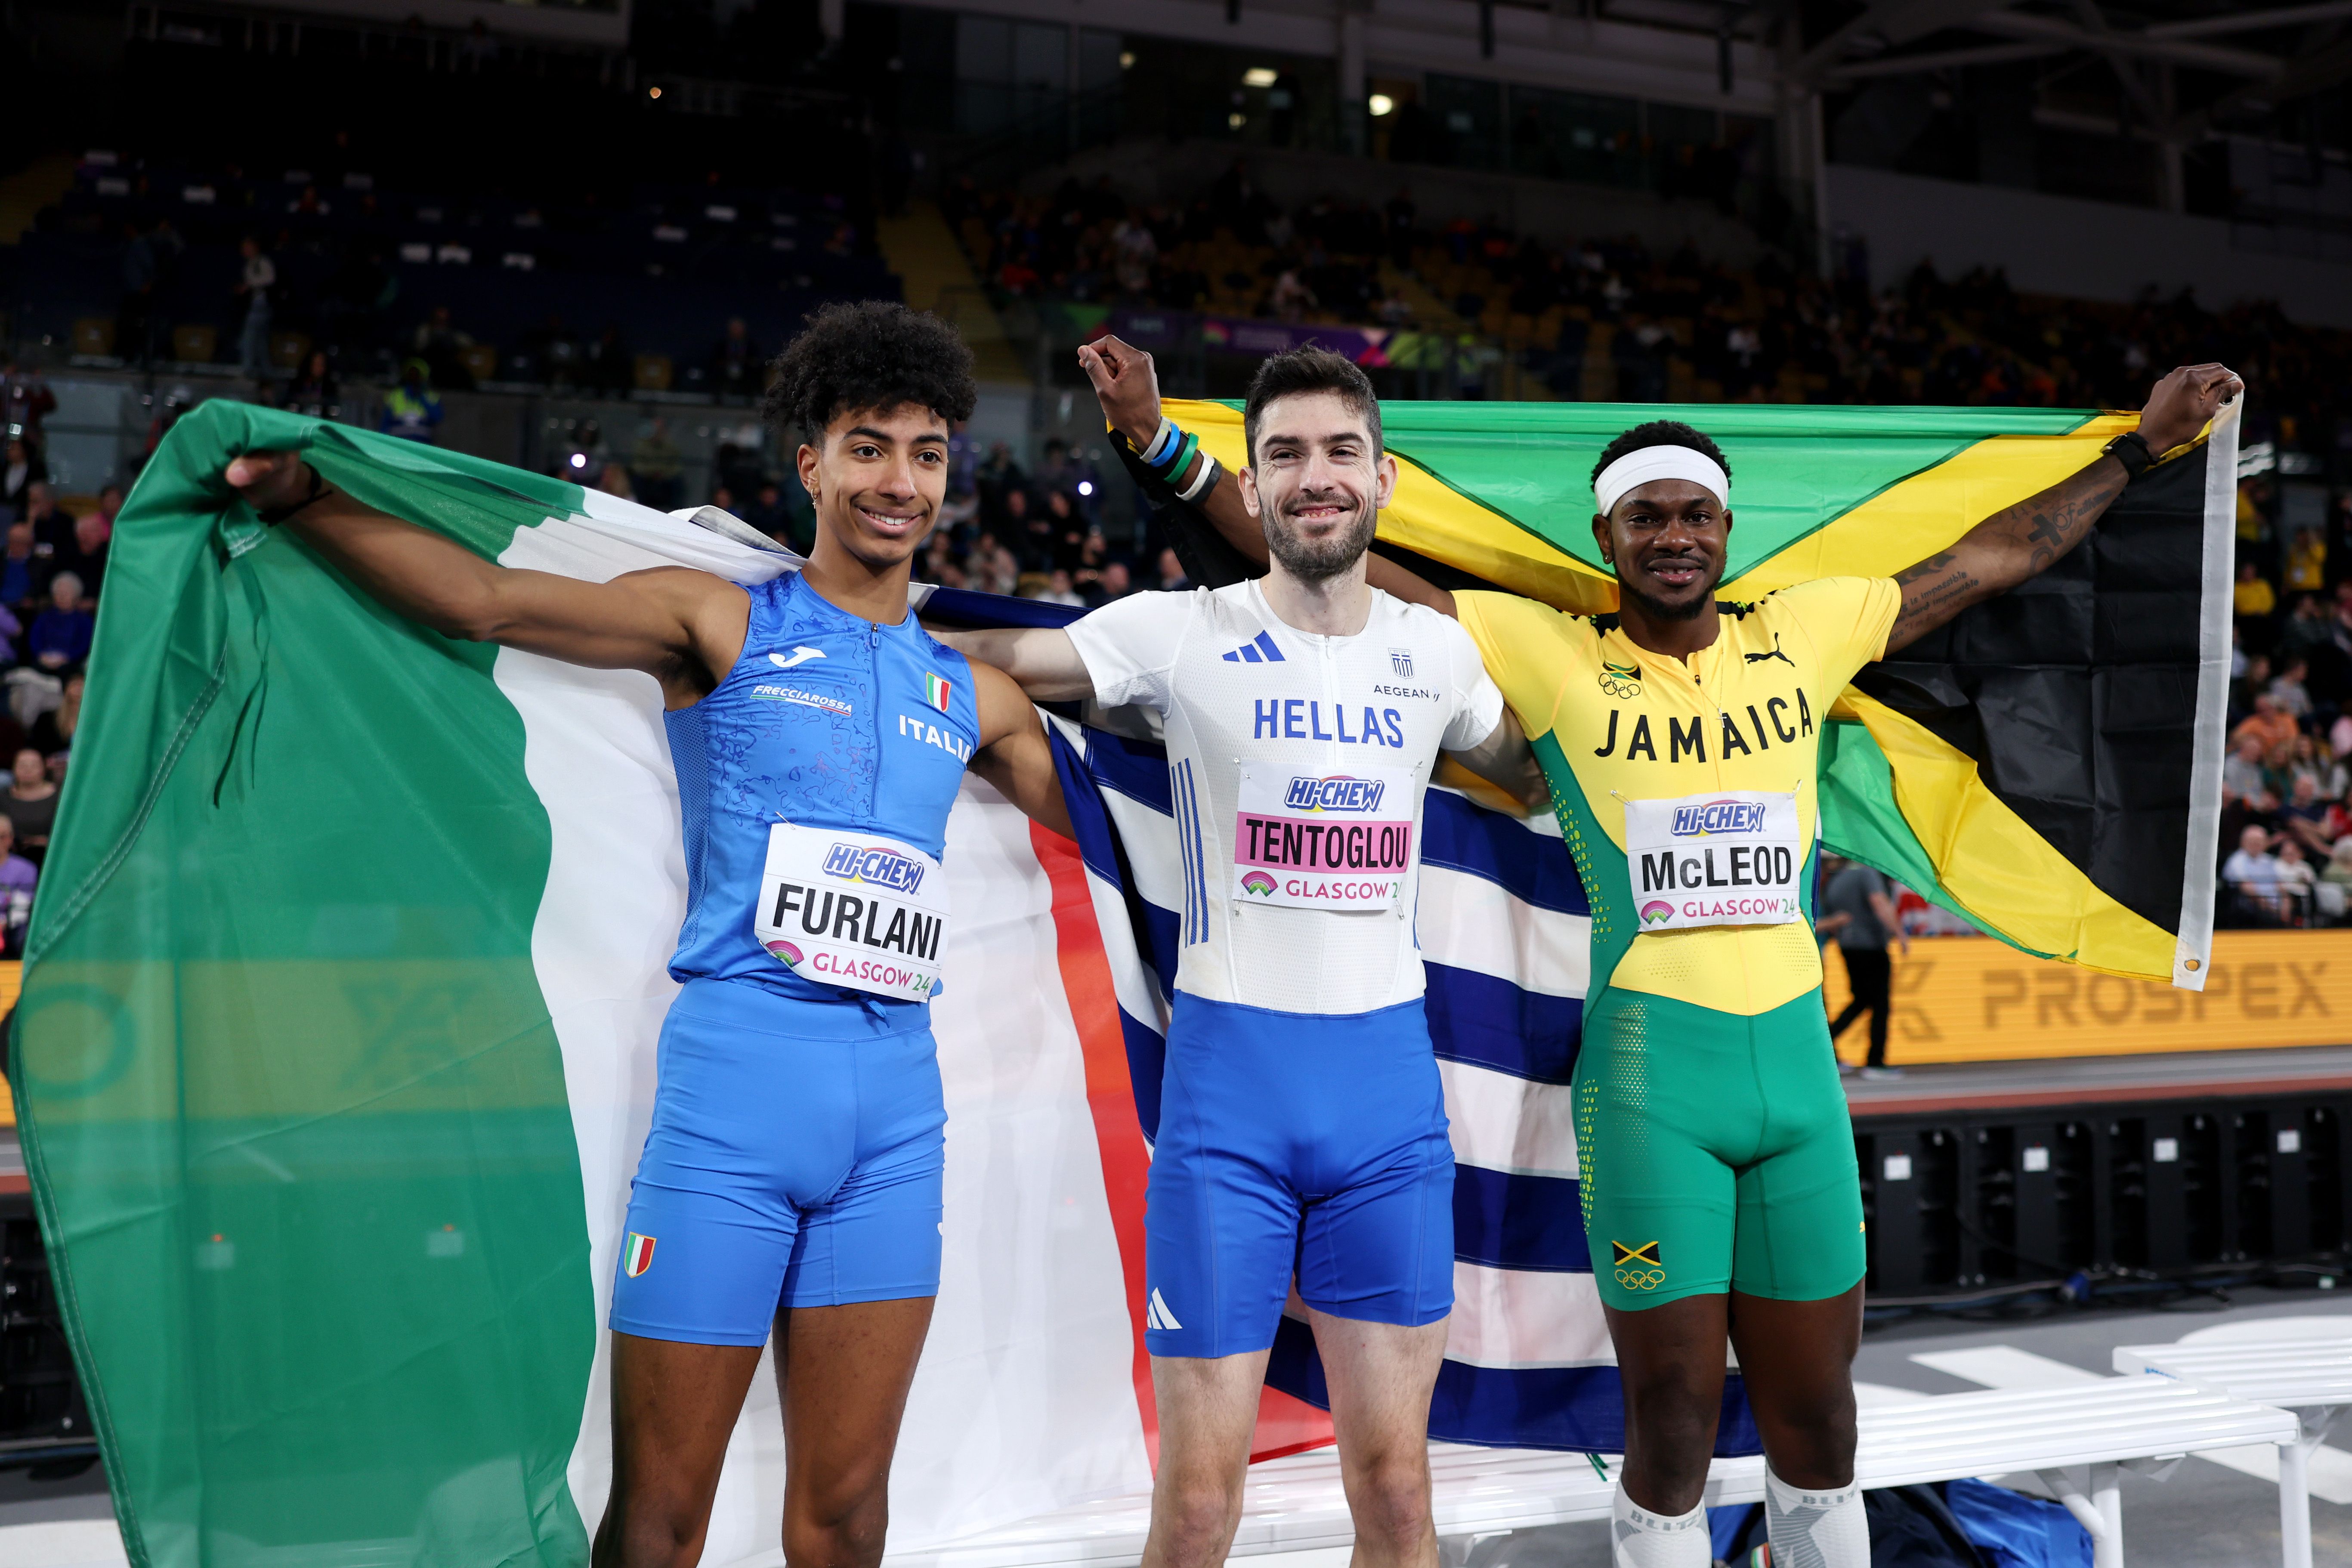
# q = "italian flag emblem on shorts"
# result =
<box><xmin>622</xmin><ymin>1232</ymin><xmax>655</xmax><ymax>1277</ymax></box>
<box><xmin>924</xmin><ymin>672</ymin><xmax>952</xmax><ymax>711</ymax></box>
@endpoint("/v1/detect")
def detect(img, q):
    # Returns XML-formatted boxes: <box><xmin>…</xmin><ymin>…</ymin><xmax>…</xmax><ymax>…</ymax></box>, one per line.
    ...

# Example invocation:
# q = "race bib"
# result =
<box><xmin>1622</xmin><ymin>790</ymin><xmax>1803</xmax><ymax>931</ymax></box>
<box><xmin>1232</xmin><ymin>763</ymin><xmax>1416</xmax><ymax>911</ymax></box>
<box><xmin>754</xmin><ymin>824</ymin><xmax>950</xmax><ymax>1001</ymax></box>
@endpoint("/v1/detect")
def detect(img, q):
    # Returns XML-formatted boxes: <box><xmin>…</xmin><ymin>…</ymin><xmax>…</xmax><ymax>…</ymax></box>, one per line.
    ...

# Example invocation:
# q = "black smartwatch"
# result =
<box><xmin>2103</xmin><ymin>430</ymin><xmax>2155</xmax><ymax>482</ymax></box>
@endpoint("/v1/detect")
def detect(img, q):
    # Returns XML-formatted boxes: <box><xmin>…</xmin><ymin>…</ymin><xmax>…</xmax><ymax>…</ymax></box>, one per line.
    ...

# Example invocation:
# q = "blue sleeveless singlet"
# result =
<box><xmin>664</xmin><ymin>571</ymin><xmax>981</xmax><ymax>1011</ymax></box>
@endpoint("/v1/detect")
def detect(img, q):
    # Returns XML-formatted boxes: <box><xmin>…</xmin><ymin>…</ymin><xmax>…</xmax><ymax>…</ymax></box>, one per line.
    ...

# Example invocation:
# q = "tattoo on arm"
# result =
<box><xmin>1885</xmin><ymin>456</ymin><xmax>2127</xmax><ymax>650</ymax></box>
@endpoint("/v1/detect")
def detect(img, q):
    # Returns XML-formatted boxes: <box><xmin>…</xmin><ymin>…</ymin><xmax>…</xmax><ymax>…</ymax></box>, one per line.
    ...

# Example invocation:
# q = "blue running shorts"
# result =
<box><xmin>609</xmin><ymin>978</ymin><xmax>946</xmax><ymax>1346</ymax></box>
<box><xmin>1144</xmin><ymin>994</ymin><xmax>1454</xmax><ymax>1359</ymax></box>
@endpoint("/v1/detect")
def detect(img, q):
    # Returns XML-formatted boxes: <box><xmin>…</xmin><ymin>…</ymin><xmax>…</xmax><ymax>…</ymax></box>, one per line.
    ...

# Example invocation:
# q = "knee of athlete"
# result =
<box><xmin>600</xmin><ymin>1500</ymin><xmax>709</xmax><ymax>1568</ymax></box>
<box><xmin>784</xmin><ymin>1490</ymin><xmax>890</xmax><ymax>1568</ymax></box>
<box><xmin>1155</xmin><ymin>1471</ymin><xmax>1247</xmax><ymax>1557</ymax></box>
<box><xmin>1346</xmin><ymin>1450</ymin><xmax>1434</xmax><ymax>1546</ymax></box>
<box><xmin>1759</xmin><ymin>1389</ymin><xmax>1858</xmax><ymax>1486</ymax></box>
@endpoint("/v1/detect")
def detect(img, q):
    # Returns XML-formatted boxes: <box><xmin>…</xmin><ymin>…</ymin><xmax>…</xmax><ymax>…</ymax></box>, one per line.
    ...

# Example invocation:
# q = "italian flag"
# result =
<box><xmin>13</xmin><ymin>403</ymin><xmax>1218</xmax><ymax>1567</ymax></box>
<box><xmin>924</xmin><ymin>671</ymin><xmax>952</xmax><ymax>711</ymax></box>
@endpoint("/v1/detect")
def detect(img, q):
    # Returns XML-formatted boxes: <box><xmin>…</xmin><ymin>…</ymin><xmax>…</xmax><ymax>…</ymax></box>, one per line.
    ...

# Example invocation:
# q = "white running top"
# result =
<box><xmin>1067</xmin><ymin>581</ymin><xmax>1502</xmax><ymax>1014</ymax></box>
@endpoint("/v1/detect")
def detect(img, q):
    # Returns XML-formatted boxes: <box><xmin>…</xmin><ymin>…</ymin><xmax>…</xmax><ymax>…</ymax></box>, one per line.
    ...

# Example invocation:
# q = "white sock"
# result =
<box><xmin>1610</xmin><ymin>1480</ymin><xmax>1711</xmax><ymax>1567</ymax></box>
<box><xmin>1763</xmin><ymin>1469</ymin><xmax>1870</xmax><ymax>1568</ymax></box>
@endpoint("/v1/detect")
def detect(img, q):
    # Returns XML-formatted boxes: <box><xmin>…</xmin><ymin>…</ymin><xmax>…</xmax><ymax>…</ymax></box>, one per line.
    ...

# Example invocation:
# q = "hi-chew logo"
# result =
<box><xmin>1670</xmin><ymin>799</ymin><xmax>1768</xmax><ymax>836</ymax></box>
<box><xmin>822</xmin><ymin>842</ymin><xmax>928</xmax><ymax>894</ymax></box>
<box><xmin>1283</xmin><ymin>775</ymin><xmax>1388</xmax><ymax>813</ymax></box>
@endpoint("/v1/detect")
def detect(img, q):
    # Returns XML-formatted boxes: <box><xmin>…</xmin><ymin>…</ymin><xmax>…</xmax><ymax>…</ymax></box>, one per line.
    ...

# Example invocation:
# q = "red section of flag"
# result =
<box><xmin>1029</xmin><ymin>823</ymin><xmax>1335</xmax><ymax>1468</ymax></box>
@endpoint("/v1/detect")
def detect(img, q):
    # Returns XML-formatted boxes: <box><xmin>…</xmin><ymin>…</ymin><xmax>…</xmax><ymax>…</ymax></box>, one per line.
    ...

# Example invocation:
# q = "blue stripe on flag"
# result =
<box><xmin>1422</xmin><ymin>790</ymin><xmax>1588</xmax><ymax>916</ymax></box>
<box><xmin>1425</xmin><ymin>963</ymin><xmax>1581</xmax><ymax>1086</ymax></box>
<box><xmin>1452</xmin><ymin>1164</ymin><xmax>1590</xmax><ymax>1272</ymax></box>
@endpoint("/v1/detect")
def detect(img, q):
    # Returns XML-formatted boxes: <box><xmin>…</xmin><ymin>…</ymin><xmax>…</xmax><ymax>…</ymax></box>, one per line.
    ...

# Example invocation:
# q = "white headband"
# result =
<box><xmin>1594</xmin><ymin>445</ymin><xmax>1729</xmax><ymax>516</ymax></box>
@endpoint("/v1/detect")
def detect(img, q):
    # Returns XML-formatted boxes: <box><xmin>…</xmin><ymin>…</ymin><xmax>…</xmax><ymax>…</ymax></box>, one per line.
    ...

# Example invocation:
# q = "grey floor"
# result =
<box><xmin>3</xmin><ymin>1287</ymin><xmax>2347</xmax><ymax>1564</ymax></box>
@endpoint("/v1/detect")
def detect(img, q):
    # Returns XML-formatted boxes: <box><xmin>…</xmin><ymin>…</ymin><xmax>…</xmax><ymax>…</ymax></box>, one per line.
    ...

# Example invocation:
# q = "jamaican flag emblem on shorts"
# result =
<box><xmin>1612</xmin><ymin>1239</ymin><xmax>1664</xmax><ymax>1291</ymax></box>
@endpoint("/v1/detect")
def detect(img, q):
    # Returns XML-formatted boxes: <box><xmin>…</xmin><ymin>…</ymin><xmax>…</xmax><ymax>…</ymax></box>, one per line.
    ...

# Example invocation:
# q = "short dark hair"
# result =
<box><xmin>1242</xmin><ymin>347</ymin><xmax>1382</xmax><ymax>466</ymax></box>
<box><xmin>760</xmin><ymin>301</ymin><xmax>977</xmax><ymax>443</ymax></box>
<box><xmin>1590</xmin><ymin>419</ymin><xmax>1731</xmax><ymax>489</ymax></box>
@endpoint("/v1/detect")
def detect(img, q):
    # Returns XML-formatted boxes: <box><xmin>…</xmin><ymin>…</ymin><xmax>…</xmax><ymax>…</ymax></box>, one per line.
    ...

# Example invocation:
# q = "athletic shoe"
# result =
<box><xmin>1859</xmin><ymin>1066</ymin><xmax>1905</xmax><ymax>1080</ymax></box>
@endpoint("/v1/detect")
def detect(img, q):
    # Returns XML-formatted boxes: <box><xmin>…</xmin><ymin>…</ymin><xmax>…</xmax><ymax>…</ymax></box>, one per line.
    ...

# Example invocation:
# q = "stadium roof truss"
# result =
<box><xmin>1786</xmin><ymin>0</ymin><xmax>2352</xmax><ymax>137</ymax></box>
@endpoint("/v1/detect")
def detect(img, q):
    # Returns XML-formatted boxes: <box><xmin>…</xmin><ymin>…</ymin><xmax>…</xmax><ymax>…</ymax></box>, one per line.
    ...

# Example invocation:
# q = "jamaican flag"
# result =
<box><xmin>1159</xmin><ymin>397</ymin><xmax>2239</xmax><ymax>990</ymax></box>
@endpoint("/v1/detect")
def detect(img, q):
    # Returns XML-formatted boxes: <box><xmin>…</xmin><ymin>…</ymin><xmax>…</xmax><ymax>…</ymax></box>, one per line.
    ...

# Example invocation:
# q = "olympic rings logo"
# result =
<box><xmin>1615</xmin><ymin>1266</ymin><xmax>1666</xmax><ymax>1290</ymax></box>
<box><xmin>1598</xmin><ymin>676</ymin><xmax>1642</xmax><ymax>699</ymax></box>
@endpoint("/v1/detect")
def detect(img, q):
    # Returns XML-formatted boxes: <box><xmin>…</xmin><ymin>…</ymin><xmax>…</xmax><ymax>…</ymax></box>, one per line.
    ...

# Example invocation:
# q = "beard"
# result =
<box><xmin>1264</xmin><ymin>498</ymin><xmax>1378</xmax><ymax>582</ymax></box>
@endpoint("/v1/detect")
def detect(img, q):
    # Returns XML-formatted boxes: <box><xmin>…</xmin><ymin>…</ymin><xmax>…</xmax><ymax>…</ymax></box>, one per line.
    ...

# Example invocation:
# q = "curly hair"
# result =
<box><xmin>760</xmin><ymin>301</ymin><xmax>977</xmax><ymax>442</ymax></box>
<box><xmin>1589</xmin><ymin>419</ymin><xmax>1731</xmax><ymax>488</ymax></box>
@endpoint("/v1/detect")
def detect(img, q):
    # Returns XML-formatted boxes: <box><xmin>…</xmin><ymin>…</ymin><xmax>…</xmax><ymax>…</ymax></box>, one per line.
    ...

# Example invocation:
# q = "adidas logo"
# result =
<box><xmin>1220</xmin><ymin>631</ymin><xmax>1285</xmax><ymax>664</ymax></box>
<box><xmin>1145</xmin><ymin>1288</ymin><xmax>1184</xmax><ymax>1332</ymax></box>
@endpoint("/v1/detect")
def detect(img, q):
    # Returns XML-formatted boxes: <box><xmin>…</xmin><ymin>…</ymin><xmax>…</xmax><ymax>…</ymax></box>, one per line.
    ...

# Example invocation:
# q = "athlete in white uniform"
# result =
<box><xmin>941</xmin><ymin>347</ymin><xmax>1538</xmax><ymax>1568</ymax></box>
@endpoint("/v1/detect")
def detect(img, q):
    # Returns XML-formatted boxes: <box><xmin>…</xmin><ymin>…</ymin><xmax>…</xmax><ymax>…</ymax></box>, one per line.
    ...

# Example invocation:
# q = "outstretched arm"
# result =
<box><xmin>1077</xmin><ymin>335</ymin><xmax>1457</xmax><ymax>616</ymax></box>
<box><xmin>1883</xmin><ymin>364</ymin><xmax>2241</xmax><ymax>654</ymax></box>
<box><xmin>225</xmin><ymin>451</ymin><xmax>746</xmax><ymax>705</ymax></box>
<box><xmin>967</xmin><ymin>659</ymin><xmax>1074</xmax><ymax>840</ymax></box>
<box><xmin>930</xmin><ymin>625</ymin><xmax>1096</xmax><ymax>702</ymax></box>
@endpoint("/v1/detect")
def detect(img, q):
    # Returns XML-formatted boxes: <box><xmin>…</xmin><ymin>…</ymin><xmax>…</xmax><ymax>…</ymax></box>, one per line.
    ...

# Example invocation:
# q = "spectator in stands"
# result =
<box><xmin>586</xmin><ymin>323</ymin><xmax>634</xmax><ymax>395</ymax></box>
<box><xmin>1085</xmin><ymin>559</ymin><xmax>1132</xmax><ymax>607</ymax></box>
<box><xmin>2278</xmin><ymin>836</ymin><xmax>2320</xmax><ymax>921</ymax></box>
<box><xmin>0</xmin><ymin>524</ymin><xmax>33</xmax><ymax>613</ymax></box>
<box><xmin>28</xmin><ymin>573</ymin><xmax>93</xmax><ymax>672</ymax></box>
<box><xmin>712</xmin><ymin>318</ymin><xmax>763</xmax><ymax>401</ymax></box>
<box><xmin>1040</xmin><ymin>489</ymin><xmax>1086</xmax><ymax>571</ymax></box>
<box><xmin>1</xmin><ymin>361</ymin><xmax>58</xmax><ymax>451</ymax></box>
<box><xmin>2235</xmin><ymin>560</ymin><xmax>2278</xmax><ymax>642</ymax></box>
<box><xmin>285</xmin><ymin>351</ymin><xmax>340</xmax><ymax>418</ymax></box>
<box><xmin>1157</xmin><ymin>546</ymin><xmax>1188</xmax><ymax>592</ymax></box>
<box><xmin>119</xmin><ymin>216</ymin><xmax>184</xmax><ymax>368</ymax></box>
<box><xmin>3</xmin><ymin>438</ymin><xmax>45</xmax><ymax>520</ymax></box>
<box><xmin>2224</xmin><ymin>824</ymin><xmax>2288</xmax><ymax>925</ymax></box>
<box><xmin>69</xmin><ymin>507</ymin><xmax>108</xmax><ymax>601</ymax></box>
<box><xmin>2324</xmin><ymin>840</ymin><xmax>2352</xmax><ymax>918</ymax></box>
<box><xmin>2270</xmin><ymin>658</ymin><xmax>2315</xmax><ymax>724</ymax></box>
<box><xmin>630</xmin><ymin>418</ymin><xmax>685</xmax><ymax>511</ymax></box>
<box><xmin>379</xmin><ymin>360</ymin><xmax>444</xmax><ymax>444</ymax></box>
<box><xmin>1036</xmin><ymin>568</ymin><xmax>1085</xmax><ymax>608</ymax></box>
<box><xmin>411</xmin><ymin>306</ymin><xmax>477</xmax><ymax>391</ymax></box>
<box><xmin>522</xmin><ymin>313</ymin><xmax>583</xmax><ymax>388</ymax></box>
<box><xmin>2234</xmin><ymin>692</ymin><xmax>2298</xmax><ymax>755</ymax></box>
<box><xmin>23</xmin><ymin>485</ymin><xmax>89</xmax><ymax>601</ymax></box>
<box><xmin>2224</xmin><ymin>731</ymin><xmax>2272</xmax><ymax>807</ymax></box>
<box><xmin>236</xmin><ymin>236</ymin><xmax>278</xmax><ymax>379</ymax></box>
<box><xmin>1</xmin><ymin>747</ymin><xmax>57</xmax><ymax>865</ymax></box>
<box><xmin>0</xmin><ymin>813</ymin><xmax>35</xmax><ymax>952</ymax></box>
<box><xmin>29</xmin><ymin>673</ymin><xmax>79</xmax><ymax>761</ymax></box>
<box><xmin>2281</xmin><ymin>773</ymin><xmax>2342</xmax><ymax>859</ymax></box>
<box><xmin>596</xmin><ymin>462</ymin><xmax>635</xmax><ymax>501</ymax></box>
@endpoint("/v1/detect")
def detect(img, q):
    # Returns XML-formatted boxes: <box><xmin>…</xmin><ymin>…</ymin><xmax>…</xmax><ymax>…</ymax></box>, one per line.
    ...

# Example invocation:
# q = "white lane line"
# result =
<box><xmin>1913</xmin><ymin>1345</ymin><xmax>2352</xmax><ymax>1503</ymax></box>
<box><xmin>0</xmin><ymin>1520</ymin><xmax>129</xmax><ymax>1568</ymax></box>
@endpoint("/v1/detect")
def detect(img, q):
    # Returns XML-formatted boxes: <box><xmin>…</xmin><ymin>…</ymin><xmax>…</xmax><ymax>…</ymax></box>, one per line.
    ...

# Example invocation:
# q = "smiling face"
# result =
<box><xmin>1240</xmin><ymin>387</ymin><xmax>1397</xmax><ymax>583</ymax></box>
<box><xmin>798</xmin><ymin>402</ymin><xmax>949</xmax><ymax>572</ymax></box>
<box><xmin>1594</xmin><ymin>477</ymin><xmax>1731</xmax><ymax>623</ymax></box>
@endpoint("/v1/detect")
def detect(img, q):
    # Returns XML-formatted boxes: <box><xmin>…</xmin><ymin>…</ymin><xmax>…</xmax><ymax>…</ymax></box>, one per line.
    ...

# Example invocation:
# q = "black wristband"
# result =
<box><xmin>2103</xmin><ymin>431</ymin><xmax>2155</xmax><ymax>482</ymax></box>
<box><xmin>256</xmin><ymin>462</ymin><xmax>331</xmax><ymax>525</ymax></box>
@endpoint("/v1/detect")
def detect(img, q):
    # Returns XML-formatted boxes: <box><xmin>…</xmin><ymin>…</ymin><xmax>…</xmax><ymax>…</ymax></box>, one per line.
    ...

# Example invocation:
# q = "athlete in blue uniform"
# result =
<box><xmin>222</xmin><ymin>302</ymin><xmax>1070</xmax><ymax>1568</ymax></box>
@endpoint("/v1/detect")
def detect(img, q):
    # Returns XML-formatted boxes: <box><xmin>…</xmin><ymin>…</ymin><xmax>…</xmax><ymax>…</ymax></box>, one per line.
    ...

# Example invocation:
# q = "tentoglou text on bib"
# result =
<box><xmin>1622</xmin><ymin>789</ymin><xmax>1802</xmax><ymax>931</ymax></box>
<box><xmin>754</xmin><ymin>823</ymin><xmax>950</xmax><ymax>1000</ymax></box>
<box><xmin>1232</xmin><ymin>762</ymin><xmax>1416</xmax><ymax>911</ymax></box>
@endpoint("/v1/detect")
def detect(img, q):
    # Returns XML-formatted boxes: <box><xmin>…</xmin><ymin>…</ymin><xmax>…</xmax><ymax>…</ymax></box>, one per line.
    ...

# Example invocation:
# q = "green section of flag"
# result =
<box><xmin>1815</xmin><ymin>716</ymin><xmax>2037</xmax><ymax>957</ymax></box>
<box><xmin>14</xmin><ymin>402</ymin><xmax>595</xmax><ymax>1568</ymax></box>
<box><xmin>1213</xmin><ymin>397</ymin><xmax>2095</xmax><ymax>581</ymax></box>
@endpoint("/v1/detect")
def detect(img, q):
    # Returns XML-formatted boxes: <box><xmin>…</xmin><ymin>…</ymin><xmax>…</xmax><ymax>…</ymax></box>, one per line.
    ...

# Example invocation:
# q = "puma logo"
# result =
<box><xmin>768</xmin><ymin>646</ymin><xmax>826</xmax><ymax>671</ymax></box>
<box><xmin>1745</xmin><ymin>634</ymin><xmax>1794</xmax><ymax>668</ymax></box>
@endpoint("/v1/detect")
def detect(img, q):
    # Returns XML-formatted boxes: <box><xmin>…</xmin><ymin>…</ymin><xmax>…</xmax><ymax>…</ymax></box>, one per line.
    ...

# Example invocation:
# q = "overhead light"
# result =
<box><xmin>1242</xmin><ymin>67</ymin><xmax>1279</xmax><ymax>88</ymax></box>
<box><xmin>1119</xmin><ymin>50</ymin><xmax>1134</xmax><ymax>69</ymax></box>
<box><xmin>1229</xmin><ymin>111</ymin><xmax>1247</xmax><ymax>129</ymax></box>
<box><xmin>1077</xmin><ymin>480</ymin><xmax>1094</xmax><ymax>496</ymax></box>
<box><xmin>1368</xmin><ymin>93</ymin><xmax>1395</xmax><ymax>118</ymax></box>
<box><xmin>649</xmin><ymin>86</ymin><xmax>662</xmax><ymax>99</ymax></box>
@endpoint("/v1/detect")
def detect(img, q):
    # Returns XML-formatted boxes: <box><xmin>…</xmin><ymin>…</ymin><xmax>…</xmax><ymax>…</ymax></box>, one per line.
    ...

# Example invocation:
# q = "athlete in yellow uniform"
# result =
<box><xmin>1077</xmin><ymin>334</ymin><xmax>2240</xmax><ymax>1568</ymax></box>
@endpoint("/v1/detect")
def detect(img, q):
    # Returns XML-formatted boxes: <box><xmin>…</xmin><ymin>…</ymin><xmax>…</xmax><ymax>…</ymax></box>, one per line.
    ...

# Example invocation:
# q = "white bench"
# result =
<box><xmin>884</xmin><ymin>1378</ymin><xmax>2297</xmax><ymax>1568</ymax></box>
<box><xmin>2114</xmin><ymin>1335</ymin><xmax>2352</xmax><ymax>1568</ymax></box>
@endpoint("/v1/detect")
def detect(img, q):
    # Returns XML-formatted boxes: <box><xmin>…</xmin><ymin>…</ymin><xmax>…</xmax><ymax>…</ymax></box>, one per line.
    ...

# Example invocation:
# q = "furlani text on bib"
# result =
<box><xmin>754</xmin><ymin>823</ymin><xmax>951</xmax><ymax>1000</ymax></box>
